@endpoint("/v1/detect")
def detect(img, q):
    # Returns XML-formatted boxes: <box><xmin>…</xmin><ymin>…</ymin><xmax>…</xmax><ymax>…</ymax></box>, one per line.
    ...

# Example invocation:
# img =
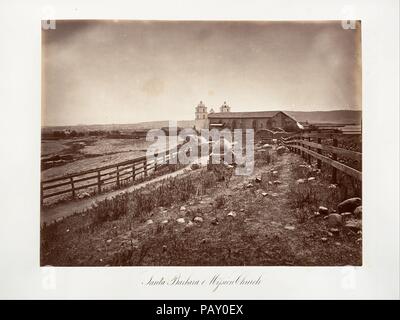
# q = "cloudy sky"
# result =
<box><xmin>42</xmin><ymin>20</ymin><xmax>361</xmax><ymax>126</ymax></box>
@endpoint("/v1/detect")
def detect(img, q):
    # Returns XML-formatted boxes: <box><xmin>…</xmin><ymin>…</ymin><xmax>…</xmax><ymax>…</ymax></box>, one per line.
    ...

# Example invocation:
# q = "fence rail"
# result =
<box><xmin>41</xmin><ymin>146</ymin><xmax>182</xmax><ymax>206</ymax></box>
<box><xmin>282</xmin><ymin>133</ymin><xmax>362</xmax><ymax>182</ymax></box>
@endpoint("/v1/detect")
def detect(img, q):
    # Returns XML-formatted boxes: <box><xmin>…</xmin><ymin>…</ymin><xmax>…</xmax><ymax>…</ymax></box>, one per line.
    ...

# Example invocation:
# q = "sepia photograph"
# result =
<box><xmin>40</xmin><ymin>20</ymin><xmax>363</xmax><ymax>267</ymax></box>
<box><xmin>0</xmin><ymin>0</ymin><xmax>398</xmax><ymax>303</ymax></box>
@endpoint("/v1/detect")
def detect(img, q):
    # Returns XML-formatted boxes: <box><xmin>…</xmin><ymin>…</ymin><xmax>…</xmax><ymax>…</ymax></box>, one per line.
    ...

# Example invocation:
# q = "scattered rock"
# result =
<box><xmin>328</xmin><ymin>213</ymin><xmax>343</xmax><ymax>227</ymax></box>
<box><xmin>106</xmin><ymin>239</ymin><xmax>112</xmax><ymax>244</ymax></box>
<box><xmin>307</xmin><ymin>177</ymin><xmax>316</xmax><ymax>182</ymax></box>
<box><xmin>255</xmin><ymin>177</ymin><xmax>262</xmax><ymax>183</ymax></box>
<box><xmin>335</xmin><ymin>242</ymin><xmax>341</xmax><ymax>246</ymax></box>
<box><xmin>240</xmin><ymin>208</ymin><xmax>245</xmax><ymax>212</ymax></box>
<box><xmin>344</xmin><ymin>219</ymin><xmax>362</xmax><ymax>231</ymax></box>
<box><xmin>201</xmin><ymin>238</ymin><xmax>207</xmax><ymax>244</ymax></box>
<box><xmin>284</xmin><ymin>225</ymin><xmax>295</xmax><ymax>231</ymax></box>
<box><xmin>327</xmin><ymin>231</ymin><xmax>333</xmax><ymax>237</ymax></box>
<box><xmin>66</xmin><ymin>229</ymin><xmax>70</xmax><ymax>233</ymax></box>
<box><xmin>318</xmin><ymin>206</ymin><xmax>329</xmax><ymax>215</ymax></box>
<box><xmin>194</xmin><ymin>217</ymin><xmax>203</xmax><ymax>223</ymax></box>
<box><xmin>341</xmin><ymin>212</ymin><xmax>352</xmax><ymax>217</ymax></box>
<box><xmin>354</xmin><ymin>206</ymin><xmax>362</xmax><ymax>218</ymax></box>
<box><xmin>227</xmin><ymin>211</ymin><xmax>236</xmax><ymax>217</ymax></box>
<box><xmin>78</xmin><ymin>192</ymin><xmax>90</xmax><ymax>199</ymax></box>
<box><xmin>313</xmin><ymin>212</ymin><xmax>320</xmax><ymax>217</ymax></box>
<box><xmin>180</xmin><ymin>206</ymin><xmax>186</xmax><ymax>211</ymax></box>
<box><xmin>272</xmin><ymin>170</ymin><xmax>278</xmax><ymax>176</ymax></box>
<box><xmin>276</xmin><ymin>146</ymin><xmax>286</xmax><ymax>155</ymax></box>
<box><xmin>328</xmin><ymin>184</ymin><xmax>337</xmax><ymax>189</ymax></box>
<box><xmin>329</xmin><ymin>228</ymin><xmax>340</xmax><ymax>234</ymax></box>
<box><xmin>261</xmin><ymin>192</ymin><xmax>268</xmax><ymax>197</ymax></box>
<box><xmin>161</xmin><ymin>219</ymin><xmax>169</xmax><ymax>224</ymax></box>
<box><xmin>176</xmin><ymin>218</ymin><xmax>185</xmax><ymax>224</ymax></box>
<box><xmin>190</xmin><ymin>163</ymin><xmax>200</xmax><ymax>170</ymax></box>
<box><xmin>296</xmin><ymin>179</ymin><xmax>305</xmax><ymax>184</ymax></box>
<box><xmin>186</xmin><ymin>221</ymin><xmax>194</xmax><ymax>227</ymax></box>
<box><xmin>146</xmin><ymin>219</ymin><xmax>154</xmax><ymax>225</ymax></box>
<box><xmin>273</xmin><ymin>180</ymin><xmax>282</xmax><ymax>185</ymax></box>
<box><xmin>338</xmin><ymin>197</ymin><xmax>362</xmax><ymax>213</ymax></box>
<box><xmin>246</xmin><ymin>183</ymin><xmax>254</xmax><ymax>188</ymax></box>
<box><xmin>162</xmin><ymin>245</ymin><xmax>167</xmax><ymax>252</ymax></box>
<box><xmin>262</xmin><ymin>144</ymin><xmax>272</xmax><ymax>149</ymax></box>
<box><xmin>271</xmin><ymin>193</ymin><xmax>279</xmax><ymax>197</ymax></box>
<box><xmin>211</xmin><ymin>218</ymin><xmax>219</xmax><ymax>225</ymax></box>
<box><xmin>268</xmin><ymin>181</ymin><xmax>273</xmax><ymax>186</ymax></box>
<box><xmin>321</xmin><ymin>237</ymin><xmax>328</xmax><ymax>242</ymax></box>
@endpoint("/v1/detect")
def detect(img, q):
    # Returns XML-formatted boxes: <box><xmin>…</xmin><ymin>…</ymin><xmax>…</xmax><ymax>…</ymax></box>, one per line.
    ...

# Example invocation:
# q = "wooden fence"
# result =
<box><xmin>282</xmin><ymin>132</ymin><xmax>362</xmax><ymax>182</ymax></box>
<box><xmin>41</xmin><ymin>146</ymin><xmax>182</xmax><ymax>206</ymax></box>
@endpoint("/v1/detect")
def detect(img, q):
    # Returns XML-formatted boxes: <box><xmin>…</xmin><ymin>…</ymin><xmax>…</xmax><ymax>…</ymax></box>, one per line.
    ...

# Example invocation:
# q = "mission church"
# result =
<box><xmin>194</xmin><ymin>101</ymin><xmax>302</xmax><ymax>132</ymax></box>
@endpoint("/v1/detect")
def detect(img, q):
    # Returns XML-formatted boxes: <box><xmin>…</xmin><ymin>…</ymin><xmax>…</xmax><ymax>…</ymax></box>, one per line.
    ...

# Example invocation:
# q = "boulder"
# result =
<box><xmin>328</xmin><ymin>213</ymin><xmax>343</xmax><ymax>227</ymax></box>
<box><xmin>255</xmin><ymin>177</ymin><xmax>262</xmax><ymax>183</ymax></box>
<box><xmin>261</xmin><ymin>192</ymin><xmax>268</xmax><ymax>197</ymax></box>
<box><xmin>296</xmin><ymin>179</ymin><xmax>305</xmax><ymax>184</ymax></box>
<box><xmin>354</xmin><ymin>206</ymin><xmax>362</xmax><ymax>218</ymax></box>
<box><xmin>318</xmin><ymin>206</ymin><xmax>329</xmax><ymax>215</ymax></box>
<box><xmin>337</xmin><ymin>197</ymin><xmax>362</xmax><ymax>213</ymax></box>
<box><xmin>146</xmin><ymin>219</ymin><xmax>154</xmax><ymax>225</ymax></box>
<box><xmin>176</xmin><ymin>218</ymin><xmax>185</xmax><ymax>224</ymax></box>
<box><xmin>307</xmin><ymin>177</ymin><xmax>316</xmax><ymax>182</ymax></box>
<box><xmin>180</xmin><ymin>206</ymin><xmax>186</xmax><ymax>211</ymax></box>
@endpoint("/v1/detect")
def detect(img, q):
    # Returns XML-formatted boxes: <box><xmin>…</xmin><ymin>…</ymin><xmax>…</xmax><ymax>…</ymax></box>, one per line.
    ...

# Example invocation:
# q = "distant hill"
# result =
<box><xmin>284</xmin><ymin>110</ymin><xmax>361</xmax><ymax>124</ymax></box>
<box><xmin>42</xmin><ymin>110</ymin><xmax>361</xmax><ymax>133</ymax></box>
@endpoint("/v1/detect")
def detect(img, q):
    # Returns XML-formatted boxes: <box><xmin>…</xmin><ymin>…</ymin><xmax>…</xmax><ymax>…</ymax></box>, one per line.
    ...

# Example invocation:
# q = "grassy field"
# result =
<box><xmin>41</xmin><ymin>146</ymin><xmax>362</xmax><ymax>266</ymax></box>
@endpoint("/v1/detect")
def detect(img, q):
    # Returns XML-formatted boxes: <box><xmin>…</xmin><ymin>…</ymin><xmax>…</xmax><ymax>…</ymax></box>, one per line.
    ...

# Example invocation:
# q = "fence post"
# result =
<box><xmin>317</xmin><ymin>137</ymin><xmax>322</xmax><ymax>169</ymax></box>
<box><xmin>301</xmin><ymin>136</ymin><xmax>305</xmax><ymax>159</ymax></box>
<box><xmin>132</xmin><ymin>164</ymin><xmax>135</xmax><ymax>181</ymax></box>
<box><xmin>116</xmin><ymin>166</ymin><xmax>120</xmax><ymax>188</ymax></box>
<box><xmin>154</xmin><ymin>153</ymin><xmax>158</xmax><ymax>171</ymax></box>
<box><xmin>144</xmin><ymin>160</ymin><xmax>148</xmax><ymax>177</ymax></box>
<box><xmin>97</xmin><ymin>170</ymin><xmax>101</xmax><ymax>193</ymax></box>
<box><xmin>308</xmin><ymin>137</ymin><xmax>311</xmax><ymax>164</ymax></box>
<box><xmin>70</xmin><ymin>177</ymin><xmax>75</xmax><ymax>198</ymax></box>
<box><xmin>332</xmin><ymin>138</ymin><xmax>338</xmax><ymax>183</ymax></box>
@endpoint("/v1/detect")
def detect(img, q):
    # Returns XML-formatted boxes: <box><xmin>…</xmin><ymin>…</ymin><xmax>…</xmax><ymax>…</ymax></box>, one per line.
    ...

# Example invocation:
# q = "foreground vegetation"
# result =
<box><xmin>41</xmin><ymin>146</ymin><xmax>362</xmax><ymax>266</ymax></box>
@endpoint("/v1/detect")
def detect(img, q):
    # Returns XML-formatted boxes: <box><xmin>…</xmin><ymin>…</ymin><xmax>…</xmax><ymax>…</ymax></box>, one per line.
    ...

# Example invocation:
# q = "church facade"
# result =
<box><xmin>194</xmin><ymin>101</ymin><xmax>300</xmax><ymax>132</ymax></box>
